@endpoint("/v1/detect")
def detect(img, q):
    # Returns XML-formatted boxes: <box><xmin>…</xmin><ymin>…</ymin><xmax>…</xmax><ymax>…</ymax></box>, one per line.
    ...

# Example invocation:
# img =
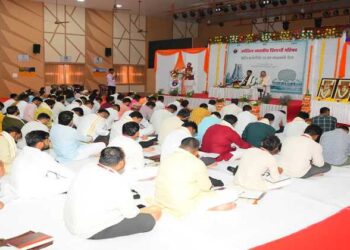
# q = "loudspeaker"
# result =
<box><xmin>33</xmin><ymin>44</ymin><xmax>41</xmax><ymax>54</ymax></box>
<box><xmin>282</xmin><ymin>21</ymin><xmax>290</xmax><ymax>31</ymax></box>
<box><xmin>314</xmin><ymin>18</ymin><xmax>322</xmax><ymax>28</ymax></box>
<box><xmin>105</xmin><ymin>48</ymin><xmax>112</xmax><ymax>57</ymax></box>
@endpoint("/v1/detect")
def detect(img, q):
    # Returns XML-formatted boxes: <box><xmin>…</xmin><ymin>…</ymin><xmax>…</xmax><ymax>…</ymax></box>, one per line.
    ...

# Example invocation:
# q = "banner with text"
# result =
<box><xmin>225</xmin><ymin>40</ymin><xmax>308</xmax><ymax>94</ymax></box>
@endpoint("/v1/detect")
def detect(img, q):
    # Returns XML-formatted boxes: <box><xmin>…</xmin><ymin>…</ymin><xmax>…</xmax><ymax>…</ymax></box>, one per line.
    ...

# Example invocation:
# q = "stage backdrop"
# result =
<box><xmin>225</xmin><ymin>40</ymin><xmax>308</xmax><ymax>95</ymax></box>
<box><xmin>155</xmin><ymin>48</ymin><xmax>208</xmax><ymax>94</ymax></box>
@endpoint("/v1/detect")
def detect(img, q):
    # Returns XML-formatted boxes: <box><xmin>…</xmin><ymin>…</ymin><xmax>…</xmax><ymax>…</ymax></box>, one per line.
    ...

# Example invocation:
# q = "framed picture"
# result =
<box><xmin>317</xmin><ymin>78</ymin><xmax>338</xmax><ymax>99</ymax></box>
<box><xmin>333</xmin><ymin>79</ymin><xmax>350</xmax><ymax>101</ymax></box>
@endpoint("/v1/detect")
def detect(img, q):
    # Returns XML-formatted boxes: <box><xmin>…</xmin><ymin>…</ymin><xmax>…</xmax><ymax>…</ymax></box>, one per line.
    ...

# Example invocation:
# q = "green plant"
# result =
<box><xmin>240</xmin><ymin>95</ymin><xmax>249</xmax><ymax>103</ymax></box>
<box><xmin>169</xmin><ymin>88</ymin><xmax>179</xmax><ymax>96</ymax></box>
<box><xmin>279</xmin><ymin>95</ymin><xmax>291</xmax><ymax>105</ymax></box>
<box><xmin>261</xmin><ymin>93</ymin><xmax>272</xmax><ymax>104</ymax></box>
<box><xmin>186</xmin><ymin>91</ymin><xmax>194</xmax><ymax>97</ymax></box>
<box><xmin>157</xmin><ymin>89</ymin><xmax>164</xmax><ymax>95</ymax></box>
<box><xmin>250</xmin><ymin>100</ymin><xmax>260</xmax><ymax>106</ymax></box>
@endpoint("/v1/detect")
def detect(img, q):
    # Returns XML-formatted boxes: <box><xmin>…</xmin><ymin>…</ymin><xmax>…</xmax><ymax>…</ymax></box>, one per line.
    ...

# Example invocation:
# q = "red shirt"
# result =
<box><xmin>201</xmin><ymin>124</ymin><xmax>251</xmax><ymax>161</ymax></box>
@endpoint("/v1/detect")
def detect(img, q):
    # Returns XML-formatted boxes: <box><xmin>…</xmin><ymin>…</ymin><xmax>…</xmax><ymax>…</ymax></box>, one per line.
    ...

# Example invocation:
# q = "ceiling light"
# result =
<box><xmin>77</xmin><ymin>0</ymin><xmax>85</xmax><ymax>2</ymax></box>
<box><xmin>182</xmin><ymin>12</ymin><xmax>188</xmax><ymax>18</ymax></box>
<box><xmin>114</xmin><ymin>4</ymin><xmax>122</xmax><ymax>8</ymax></box>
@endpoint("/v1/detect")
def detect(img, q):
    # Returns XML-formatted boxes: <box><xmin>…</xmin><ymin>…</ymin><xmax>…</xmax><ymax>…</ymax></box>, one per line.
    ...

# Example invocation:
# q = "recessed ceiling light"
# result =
<box><xmin>116</xmin><ymin>4</ymin><xmax>122</xmax><ymax>8</ymax></box>
<box><xmin>77</xmin><ymin>0</ymin><xmax>85</xmax><ymax>2</ymax></box>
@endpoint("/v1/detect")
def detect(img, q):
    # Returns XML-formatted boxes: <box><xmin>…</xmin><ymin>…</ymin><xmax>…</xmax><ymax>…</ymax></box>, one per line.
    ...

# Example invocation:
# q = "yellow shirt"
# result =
<box><xmin>0</xmin><ymin>135</ymin><xmax>15</xmax><ymax>174</ymax></box>
<box><xmin>34</xmin><ymin>104</ymin><xmax>53</xmax><ymax>127</ymax></box>
<box><xmin>189</xmin><ymin>107</ymin><xmax>211</xmax><ymax>125</ymax></box>
<box><xmin>0</xmin><ymin>112</ymin><xmax>4</xmax><ymax>132</ymax></box>
<box><xmin>155</xmin><ymin>148</ymin><xmax>212</xmax><ymax>216</ymax></box>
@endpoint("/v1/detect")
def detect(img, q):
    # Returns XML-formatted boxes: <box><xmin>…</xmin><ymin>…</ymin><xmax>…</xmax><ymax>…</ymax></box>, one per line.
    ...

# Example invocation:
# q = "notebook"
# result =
<box><xmin>238</xmin><ymin>190</ymin><xmax>266</xmax><ymax>200</ymax></box>
<box><xmin>6</xmin><ymin>231</ymin><xmax>53</xmax><ymax>250</ymax></box>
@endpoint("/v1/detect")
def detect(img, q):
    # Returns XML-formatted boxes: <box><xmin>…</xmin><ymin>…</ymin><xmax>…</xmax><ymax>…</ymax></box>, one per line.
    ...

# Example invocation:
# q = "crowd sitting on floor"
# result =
<box><xmin>0</xmin><ymin>85</ymin><xmax>349</xmax><ymax>239</ymax></box>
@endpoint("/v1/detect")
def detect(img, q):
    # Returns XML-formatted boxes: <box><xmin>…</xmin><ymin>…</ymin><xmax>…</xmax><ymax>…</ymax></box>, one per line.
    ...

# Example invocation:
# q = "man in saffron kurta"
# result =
<box><xmin>201</xmin><ymin>115</ymin><xmax>251</xmax><ymax>161</ymax></box>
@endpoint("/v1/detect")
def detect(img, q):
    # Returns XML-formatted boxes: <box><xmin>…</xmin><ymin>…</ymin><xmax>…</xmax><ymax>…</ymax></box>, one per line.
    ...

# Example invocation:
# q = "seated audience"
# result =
<box><xmin>220</xmin><ymin>99</ymin><xmax>242</xmax><ymax>117</ymax></box>
<box><xmin>312</xmin><ymin>107</ymin><xmax>337</xmax><ymax>132</ymax></box>
<box><xmin>235</xmin><ymin>136</ymin><xmax>282</xmax><ymax>191</ymax></box>
<box><xmin>92</xmin><ymin>97</ymin><xmax>103</xmax><ymax>113</ymax></box>
<box><xmin>77</xmin><ymin>109</ymin><xmax>110</xmax><ymax>141</ymax></box>
<box><xmin>139</xmin><ymin>101</ymin><xmax>156</xmax><ymax>121</ymax></box>
<box><xmin>2</xmin><ymin>106</ymin><xmax>25</xmax><ymax>131</ymax></box>
<box><xmin>269</xmin><ymin>110</ymin><xmax>287</xmax><ymax>133</ymax></box>
<box><xmin>81</xmin><ymin>100</ymin><xmax>93</xmax><ymax>116</ymax></box>
<box><xmin>9</xmin><ymin>131</ymin><xmax>73</xmax><ymax>198</ymax></box>
<box><xmin>283</xmin><ymin>111</ymin><xmax>309</xmax><ymax>138</ymax></box>
<box><xmin>1</xmin><ymin>93</ymin><xmax>17</xmax><ymax>113</ymax></box>
<box><xmin>18</xmin><ymin>113</ymin><xmax>50</xmax><ymax>148</ymax></box>
<box><xmin>50</xmin><ymin>111</ymin><xmax>105</xmax><ymax>163</ymax></box>
<box><xmin>161</xmin><ymin>121</ymin><xmax>197</xmax><ymax>161</ymax></box>
<box><xmin>150</xmin><ymin>104</ymin><xmax>177</xmax><ymax>135</ymax></box>
<box><xmin>155</xmin><ymin>138</ymin><xmax>235</xmax><ymax>216</ymax></box>
<box><xmin>34</xmin><ymin>99</ymin><xmax>55</xmax><ymax>127</ymax></box>
<box><xmin>242</xmin><ymin>113</ymin><xmax>276</xmax><ymax>147</ymax></box>
<box><xmin>16</xmin><ymin>93</ymin><xmax>29</xmax><ymax>119</ymax></box>
<box><xmin>279</xmin><ymin>125</ymin><xmax>331</xmax><ymax>178</ymax></box>
<box><xmin>196</xmin><ymin>112</ymin><xmax>221</xmax><ymax>143</ymax></box>
<box><xmin>100</xmin><ymin>95</ymin><xmax>114</xmax><ymax>110</ymax></box>
<box><xmin>105</xmin><ymin>104</ymin><xmax>120</xmax><ymax>130</ymax></box>
<box><xmin>320</xmin><ymin>125</ymin><xmax>350</xmax><ymax>166</ymax></box>
<box><xmin>0</xmin><ymin>126</ymin><xmax>21</xmax><ymax>174</ymax></box>
<box><xmin>189</xmin><ymin>103</ymin><xmax>211</xmax><ymax>125</ymax></box>
<box><xmin>118</xmin><ymin>98</ymin><xmax>131</xmax><ymax>117</ymax></box>
<box><xmin>23</xmin><ymin>97</ymin><xmax>42</xmax><ymax>122</ymax></box>
<box><xmin>52</xmin><ymin>96</ymin><xmax>66</xmax><ymax>123</ymax></box>
<box><xmin>64</xmin><ymin>147</ymin><xmax>161</xmax><ymax>239</ymax></box>
<box><xmin>207</xmin><ymin>99</ymin><xmax>216</xmax><ymax>113</ymax></box>
<box><xmin>201</xmin><ymin>115</ymin><xmax>251</xmax><ymax>161</ymax></box>
<box><xmin>110</xmin><ymin>111</ymin><xmax>143</xmax><ymax>140</ymax></box>
<box><xmin>72</xmin><ymin>107</ymin><xmax>84</xmax><ymax>127</ymax></box>
<box><xmin>235</xmin><ymin>105</ymin><xmax>258</xmax><ymax>135</ymax></box>
<box><xmin>155</xmin><ymin>95</ymin><xmax>165</xmax><ymax>110</ymax></box>
<box><xmin>158</xmin><ymin>109</ymin><xmax>191</xmax><ymax>145</ymax></box>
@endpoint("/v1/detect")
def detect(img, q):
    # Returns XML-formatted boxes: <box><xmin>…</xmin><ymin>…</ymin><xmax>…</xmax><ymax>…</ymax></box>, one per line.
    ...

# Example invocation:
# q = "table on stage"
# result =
<box><xmin>311</xmin><ymin>100</ymin><xmax>350</xmax><ymax>125</ymax></box>
<box><xmin>209</xmin><ymin>87</ymin><xmax>259</xmax><ymax>100</ymax></box>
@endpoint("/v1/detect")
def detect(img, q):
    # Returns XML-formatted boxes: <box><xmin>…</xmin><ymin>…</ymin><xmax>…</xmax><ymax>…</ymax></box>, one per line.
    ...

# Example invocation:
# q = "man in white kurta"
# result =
<box><xmin>150</xmin><ymin>105</ymin><xmax>177</xmax><ymax>135</ymax></box>
<box><xmin>220</xmin><ymin>99</ymin><xmax>242</xmax><ymax>117</ymax></box>
<box><xmin>269</xmin><ymin>110</ymin><xmax>287</xmax><ymax>132</ymax></box>
<box><xmin>9</xmin><ymin>131</ymin><xmax>74</xmax><ymax>198</ymax></box>
<box><xmin>110</xmin><ymin>111</ymin><xmax>143</xmax><ymax>141</ymax></box>
<box><xmin>283</xmin><ymin>112</ymin><xmax>309</xmax><ymax>138</ymax></box>
<box><xmin>52</xmin><ymin>96</ymin><xmax>66</xmax><ymax>123</ymax></box>
<box><xmin>77</xmin><ymin>110</ymin><xmax>110</xmax><ymax>141</ymax></box>
<box><xmin>235</xmin><ymin>105</ymin><xmax>258</xmax><ymax>135</ymax></box>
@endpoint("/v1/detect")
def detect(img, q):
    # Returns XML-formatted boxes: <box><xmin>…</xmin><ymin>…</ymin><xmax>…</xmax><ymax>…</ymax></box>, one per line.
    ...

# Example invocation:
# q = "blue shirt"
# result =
<box><xmin>320</xmin><ymin>128</ymin><xmax>350</xmax><ymax>165</ymax></box>
<box><xmin>50</xmin><ymin>124</ymin><xmax>89</xmax><ymax>162</ymax></box>
<box><xmin>196</xmin><ymin>115</ymin><xmax>221</xmax><ymax>143</ymax></box>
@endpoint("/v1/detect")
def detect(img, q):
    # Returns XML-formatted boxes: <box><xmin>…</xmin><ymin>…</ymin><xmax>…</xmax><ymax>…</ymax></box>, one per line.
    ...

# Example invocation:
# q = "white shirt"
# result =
<box><xmin>109</xmin><ymin>135</ymin><xmax>145</xmax><ymax>171</ymax></box>
<box><xmin>18</xmin><ymin>121</ymin><xmax>49</xmax><ymax>149</ymax></box>
<box><xmin>110</xmin><ymin>116</ymin><xmax>132</xmax><ymax>141</ymax></box>
<box><xmin>16</xmin><ymin>100</ymin><xmax>28</xmax><ymax>119</ymax></box>
<box><xmin>279</xmin><ymin>134</ymin><xmax>325</xmax><ymax>178</ymax></box>
<box><xmin>2</xmin><ymin>98</ymin><xmax>15</xmax><ymax>113</ymax></box>
<box><xmin>161</xmin><ymin>127</ymin><xmax>191</xmax><ymax>161</ymax></box>
<box><xmin>154</xmin><ymin>101</ymin><xmax>165</xmax><ymax>111</ymax></box>
<box><xmin>158</xmin><ymin>115</ymin><xmax>184</xmax><ymax>145</ymax></box>
<box><xmin>77</xmin><ymin>114</ymin><xmax>109</xmax><ymax>140</ymax></box>
<box><xmin>283</xmin><ymin>117</ymin><xmax>308</xmax><ymax>138</ymax></box>
<box><xmin>106</xmin><ymin>107</ymin><xmax>119</xmax><ymax>130</ymax></box>
<box><xmin>235</xmin><ymin>148</ymin><xmax>279</xmax><ymax>191</ymax></box>
<box><xmin>270</xmin><ymin>110</ymin><xmax>287</xmax><ymax>131</ymax></box>
<box><xmin>81</xmin><ymin>105</ymin><xmax>92</xmax><ymax>116</ymax></box>
<box><xmin>150</xmin><ymin>109</ymin><xmax>173</xmax><ymax>135</ymax></box>
<box><xmin>9</xmin><ymin>146</ymin><xmax>74</xmax><ymax>198</ymax></box>
<box><xmin>65</xmin><ymin>101</ymin><xmax>80</xmax><ymax>111</ymax></box>
<box><xmin>235</xmin><ymin>111</ymin><xmax>258</xmax><ymax>135</ymax></box>
<box><xmin>107</xmin><ymin>73</ymin><xmax>116</xmax><ymax>87</ymax></box>
<box><xmin>220</xmin><ymin>103</ymin><xmax>242</xmax><ymax>117</ymax></box>
<box><xmin>52</xmin><ymin>102</ymin><xmax>66</xmax><ymax>123</ymax></box>
<box><xmin>64</xmin><ymin>163</ymin><xmax>139</xmax><ymax>238</ymax></box>
<box><xmin>208</xmin><ymin>104</ymin><xmax>216</xmax><ymax>113</ymax></box>
<box><xmin>92</xmin><ymin>101</ymin><xmax>101</xmax><ymax>113</ymax></box>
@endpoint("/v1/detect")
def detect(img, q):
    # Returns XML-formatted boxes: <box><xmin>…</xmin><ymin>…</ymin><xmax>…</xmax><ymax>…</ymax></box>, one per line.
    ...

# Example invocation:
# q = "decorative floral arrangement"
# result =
<box><xmin>209</xmin><ymin>27</ymin><xmax>343</xmax><ymax>44</ymax></box>
<box><xmin>240</xmin><ymin>95</ymin><xmax>250</xmax><ymax>103</ymax></box>
<box><xmin>169</xmin><ymin>88</ymin><xmax>179</xmax><ymax>96</ymax></box>
<box><xmin>186</xmin><ymin>91</ymin><xmax>194</xmax><ymax>97</ymax></box>
<box><xmin>261</xmin><ymin>93</ymin><xmax>272</xmax><ymax>104</ymax></box>
<box><xmin>157</xmin><ymin>89</ymin><xmax>164</xmax><ymax>95</ymax></box>
<box><xmin>279</xmin><ymin>95</ymin><xmax>291</xmax><ymax>106</ymax></box>
<box><xmin>250</xmin><ymin>100</ymin><xmax>260</xmax><ymax>106</ymax></box>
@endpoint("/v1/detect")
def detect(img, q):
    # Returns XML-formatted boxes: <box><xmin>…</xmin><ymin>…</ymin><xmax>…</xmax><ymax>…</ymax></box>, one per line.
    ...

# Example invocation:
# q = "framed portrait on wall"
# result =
<box><xmin>317</xmin><ymin>78</ymin><xmax>338</xmax><ymax>99</ymax></box>
<box><xmin>333</xmin><ymin>79</ymin><xmax>350</xmax><ymax>101</ymax></box>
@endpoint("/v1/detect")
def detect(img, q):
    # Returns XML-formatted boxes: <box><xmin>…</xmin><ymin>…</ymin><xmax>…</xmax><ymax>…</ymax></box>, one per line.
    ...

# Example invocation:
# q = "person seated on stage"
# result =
<box><xmin>150</xmin><ymin>104</ymin><xmax>177</xmax><ymax>135</ymax></box>
<box><xmin>234</xmin><ymin>105</ymin><xmax>258</xmax><ymax>135</ymax></box>
<box><xmin>283</xmin><ymin>111</ymin><xmax>309</xmax><ymax>138</ymax></box>
<box><xmin>220</xmin><ymin>98</ymin><xmax>242</xmax><ymax>117</ymax></box>
<box><xmin>34</xmin><ymin>99</ymin><xmax>55</xmax><ymax>127</ymax></box>
<box><xmin>155</xmin><ymin>95</ymin><xmax>165</xmax><ymax>110</ymax></box>
<box><xmin>279</xmin><ymin>125</ymin><xmax>331</xmax><ymax>178</ymax></box>
<box><xmin>311</xmin><ymin>107</ymin><xmax>337</xmax><ymax>133</ymax></box>
<box><xmin>235</xmin><ymin>136</ymin><xmax>282</xmax><ymax>191</ymax></box>
<box><xmin>77</xmin><ymin>109</ymin><xmax>110</xmax><ymax>142</ymax></box>
<box><xmin>2</xmin><ymin>106</ymin><xmax>25</xmax><ymax>131</ymax></box>
<box><xmin>320</xmin><ymin>125</ymin><xmax>350</xmax><ymax>166</ymax></box>
<box><xmin>18</xmin><ymin>113</ymin><xmax>50</xmax><ymax>149</ymax></box>
<box><xmin>201</xmin><ymin>115</ymin><xmax>251</xmax><ymax>162</ymax></box>
<box><xmin>155</xmin><ymin>137</ymin><xmax>236</xmax><ymax>217</ymax></box>
<box><xmin>110</xmin><ymin>111</ymin><xmax>143</xmax><ymax>141</ymax></box>
<box><xmin>1</xmin><ymin>93</ymin><xmax>17</xmax><ymax>114</ymax></box>
<box><xmin>9</xmin><ymin>131</ymin><xmax>74</xmax><ymax>198</ymax></box>
<box><xmin>100</xmin><ymin>95</ymin><xmax>114</xmax><ymax>110</ymax></box>
<box><xmin>23</xmin><ymin>97</ymin><xmax>42</xmax><ymax>122</ymax></box>
<box><xmin>81</xmin><ymin>100</ymin><xmax>93</xmax><ymax>116</ymax></box>
<box><xmin>50</xmin><ymin>111</ymin><xmax>105</xmax><ymax>163</ymax></box>
<box><xmin>161</xmin><ymin>121</ymin><xmax>197</xmax><ymax>161</ymax></box>
<box><xmin>240</xmin><ymin>70</ymin><xmax>255</xmax><ymax>87</ymax></box>
<box><xmin>0</xmin><ymin>126</ymin><xmax>21</xmax><ymax>175</ymax></box>
<box><xmin>242</xmin><ymin>113</ymin><xmax>276</xmax><ymax>148</ymax></box>
<box><xmin>0</xmin><ymin>102</ymin><xmax>4</xmax><ymax>132</ymax></box>
<box><xmin>109</xmin><ymin>121</ymin><xmax>146</xmax><ymax>172</ymax></box>
<box><xmin>207</xmin><ymin>99</ymin><xmax>217</xmax><ymax>113</ymax></box>
<box><xmin>118</xmin><ymin>97</ymin><xmax>132</xmax><ymax>117</ymax></box>
<box><xmin>269</xmin><ymin>110</ymin><xmax>287</xmax><ymax>133</ymax></box>
<box><xmin>139</xmin><ymin>101</ymin><xmax>156</xmax><ymax>121</ymax></box>
<box><xmin>52</xmin><ymin>96</ymin><xmax>66</xmax><ymax>123</ymax></box>
<box><xmin>196</xmin><ymin>112</ymin><xmax>221</xmax><ymax>143</ymax></box>
<box><xmin>158</xmin><ymin>109</ymin><xmax>191</xmax><ymax>145</ymax></box>
<box><xmin>64</xmin><ymin>147</ymin><xmax>161</xmax><ymax>239</ymax></box>
<box><xmin>258</xmin><ymin>70</ymin><xmax>270</xmax><ymax>96</ymax></box>
<box><xmin>189</xmin><ymin>103</ymin><xmax>211</xmax><ymax>125</ymax></box>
